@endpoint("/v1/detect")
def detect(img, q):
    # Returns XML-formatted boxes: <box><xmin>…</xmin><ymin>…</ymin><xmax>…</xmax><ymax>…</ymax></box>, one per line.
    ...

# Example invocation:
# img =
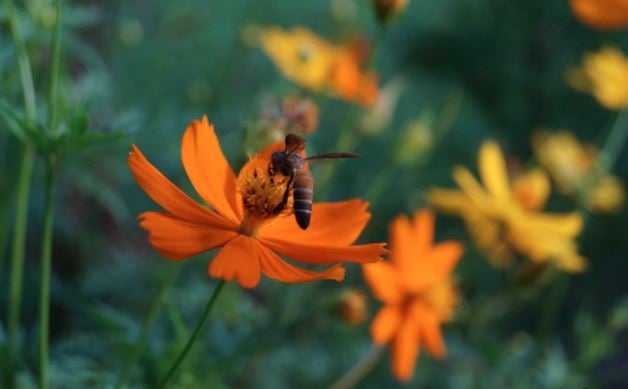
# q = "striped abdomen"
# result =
<box><xmin>293</xmin><ymin>168</ymin><xmax>313</xmax><ymax>229</ymax></box>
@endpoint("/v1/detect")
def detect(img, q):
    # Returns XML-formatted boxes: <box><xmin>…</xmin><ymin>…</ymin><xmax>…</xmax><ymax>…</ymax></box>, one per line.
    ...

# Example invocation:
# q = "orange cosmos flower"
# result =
<box><xmin>259</xmin><ymin>27</ymin><xmax>379</xmax><ymax>107</ymax></box>
<box><xmin>128</xmin><ymin>116</ymin><xmax>387</xmax><ymax>288</ymax></box>
<box><xmin>570</xmin><ymin>0</ymin><xmax>628</xmax><ymax>30</ymax></box>
<box><xmin>363</xmin><ymin>210</ymin><xmax>463</xmax><ymax>382</ymax></box>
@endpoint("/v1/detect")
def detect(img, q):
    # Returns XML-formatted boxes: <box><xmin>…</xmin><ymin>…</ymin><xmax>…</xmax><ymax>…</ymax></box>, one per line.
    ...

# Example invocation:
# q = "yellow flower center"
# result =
<box><xmin>238</xmin><ymin>165</ymin><xmax>292</xmax><ymax>236</ymax></box>
<box><xmin>408</xmin><ymin>278</ymin><xmax>459</xmax><ymax>322</ymax></box>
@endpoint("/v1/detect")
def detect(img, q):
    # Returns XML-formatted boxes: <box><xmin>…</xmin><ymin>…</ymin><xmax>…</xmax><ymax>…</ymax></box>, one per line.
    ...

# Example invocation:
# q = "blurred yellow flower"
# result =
<box><xmin>567</xmin><ymin>46</ymin><xmax>628</xmax><ymax>110</ymax></box>
<box><xmin>532</xmin><ymin>131</ymin><xmax>596</xmax><ymax>194</ymax></box>
<box><xmin>427</xmin><ymin>141</ymin><xmax>586</xmax><ymax>272</ymax></box>
<box><xmin>533</xmin><ymin>130</ymin><xmax>625</xmax><ymax>214</ymax></box>
<box><xmin>259</xmin><ymin>27</ymin><xmax>379</xmax><ymax>107</ymax></box>
<box><xmin>570</xmin><ymin>0</ymin><xmax>628</xmax><ymax>30</ymax></box>
<box><xmin>586</xmin><ymin>175</ymin><xmax>625</xmax><ymax>213</ymax></box>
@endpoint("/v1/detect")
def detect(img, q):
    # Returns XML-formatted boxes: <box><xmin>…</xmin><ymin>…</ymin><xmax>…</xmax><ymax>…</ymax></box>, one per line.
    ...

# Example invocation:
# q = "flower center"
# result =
<box><xmin>238</xmin><ymin>165</ymin><xmax>292</xmax><ymax>236</ymax></box>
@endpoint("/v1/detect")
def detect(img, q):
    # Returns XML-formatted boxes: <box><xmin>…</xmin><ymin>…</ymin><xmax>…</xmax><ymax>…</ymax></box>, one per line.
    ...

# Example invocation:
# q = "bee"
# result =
<box><xmin>269</xmin><ymin>134</ymin><xmax>359</xmax><ymax>230</ymax></box>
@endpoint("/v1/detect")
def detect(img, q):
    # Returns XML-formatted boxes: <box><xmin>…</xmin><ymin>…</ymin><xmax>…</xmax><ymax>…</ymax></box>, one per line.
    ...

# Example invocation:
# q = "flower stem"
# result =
<box><xmin>38</xmin><ymin>165</ymin><xmax>56</xmax><ymax>389</ymax></box>
<box><xmin>599</xmin><ymin>110</ymin><xmax>628</xmax><ymax>170</ymax></box>
<box><xmin>48</xmin><ymin>0</ymin><xmax>63</xmax><ymax>134</ymax></box>
<box><xmin>115</xmin><ymin>264</ymin><xmax>180</xmax><ymax>389</ymax></box>
<box><xmin>3</xmin><ymin>0</ymin><xmax>37</xmax><ymax>375</ymax></box>
<box><xmin>158</xmin><ymin>280</ymin><xmax>226</xmax><ymax>388</ymax></box>
<box><xmin>6</xmin><ymin>147</ymin><xmax>34</xmax><ymax>368</ymax></box>
<box><xmin>328</xmin><ymin>346</ymin><xmax>385</xmax><ymax>389</ymax></box>
<box><xmin>38</xmin><ymin>2</ymin><xmax>63</xmax><ymax>387</ymax></box>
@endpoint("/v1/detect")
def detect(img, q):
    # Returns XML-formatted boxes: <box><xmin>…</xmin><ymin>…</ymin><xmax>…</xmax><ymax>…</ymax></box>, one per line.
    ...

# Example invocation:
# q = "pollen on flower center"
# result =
<box><xmin>238</xmin><ymin>165</ymin><xmax>292</xmax><ymax>236</ymax></box>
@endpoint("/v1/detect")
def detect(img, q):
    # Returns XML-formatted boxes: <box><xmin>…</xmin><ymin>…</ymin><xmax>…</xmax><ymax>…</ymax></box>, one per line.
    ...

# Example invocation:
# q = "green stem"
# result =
<box><xmin>599</xmin><ymin>110</ymin><xmax>628</xmax><ymax>170</ymax></box>
<box><xmin>115</xmin><ymin>264</ymin><xmax>181</xmax><ymax>389</ymax></box>
<box><xmin>158</xmin><ymin>280</ymin><xmax>226</xmax><ymax>388</ymax></box>
<box><xmin>3</xmin><ymin>0</ymin><xmax>38</xmax><ymax>376</ymax></box>
<box><xmin>38</xmin><ymin>2</ymin><xmax>63</xmax><ymax>386</ymax></box>
<box><xmin>3</xmin><ymin>0</ymin><xmax>37</xmax><ymax>119</ymax></box>
<box><xmin>328</xmin><ymin>346</ymin><xmax>385</xmax><ymax>389</ymax></box>
<box><xmin>0</xmin><ymin>198</ymin><xmax>10</xmax><ymax>277</ymax></box>
<box><xmin>38</xmin><ymin>166</ymin><xmax>56</xmax><ymax>389</ymax></box>
<box><xmin>48</xmin><ymin>0</ymin><xmax>63</xmax><ymax>133</ymax></box>
<box><xmin>6</xmin><ymin>147</ymin><xmax>34</xmax><ymax>366</ymax></box>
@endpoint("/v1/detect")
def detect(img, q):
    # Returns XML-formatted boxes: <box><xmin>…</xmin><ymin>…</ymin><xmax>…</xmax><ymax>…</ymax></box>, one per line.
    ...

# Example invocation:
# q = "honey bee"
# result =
<box><xmin>269</xmin><ymin>134</ymin><xmax>359</xmax><ymax>230</ymax></box>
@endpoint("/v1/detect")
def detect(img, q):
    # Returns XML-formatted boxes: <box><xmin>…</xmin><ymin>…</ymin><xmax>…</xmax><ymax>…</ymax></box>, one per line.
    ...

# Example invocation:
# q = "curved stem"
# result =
<box><xmin>3</xmin><ymin>0</ymin><xmax>38</xmax><ymax>375</ymax></box>
<box><xmin>38</xmin><ymin>166</ymin><xmax>56</xmax><ymax>389</ymax></box>
<box><xmin>328</xmin><ymin>346</ymin><xmax>385</xmax><ymax>389</ymax></box>
<box><xmin>115</xmin><ymin>264</ymin><xmax>180</xmax><ymax>389</ymax></box>
<box><xmin>158</xmin><ymin>280</ymin><xmax>226</xmax><ymax>388</ymax></box>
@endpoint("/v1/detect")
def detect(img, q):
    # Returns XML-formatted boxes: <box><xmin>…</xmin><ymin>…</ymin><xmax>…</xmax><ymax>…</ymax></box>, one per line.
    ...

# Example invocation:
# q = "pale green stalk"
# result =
<box><xmin>114</xmin><ymin>265</ymin><xmax>180</xmax><ymax>389</ymax></box>
<box><xmin>38</xmin><ymin>2</ymin><xmax>63</xmax><ymax>387</ymax></box>
<box><xmin>328</xmin><ymin>346</ymin><xmax>385</xmax><ymax>389</ymax></box>
<box><xmin>38</xmin><ymin>166</ymin><xmax>56</xmax><ymax>389</ymax></box>
<box><xmin>158</xmin><ymin>280</ymin><xmax>226</xmax><ymax>388</ymax></box>
<box><xmin>3</xmin><ymin>0</ymin><xmax>37</xmax><ymax>374</ymax></box>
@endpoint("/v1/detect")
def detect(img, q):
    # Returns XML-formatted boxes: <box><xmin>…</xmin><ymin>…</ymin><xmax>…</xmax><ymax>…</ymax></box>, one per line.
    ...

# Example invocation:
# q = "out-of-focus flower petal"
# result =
<box><xmin>362</xmin><ymin>262</ymin><xmax>404</xmax><ymax>304</ymax></box>
<box><xmin>370</xmin><ymin>305</ymin><xmax>403</xmax><ymax>344</ymax></box>
<box><xmin>391</xmin><ymin>314</ymin><xmax>420</xmax><ymax>382</ymax></box>
<box><xmin>478</xmin><ymin>141</ymin><xmax>511</xmax><ymax>202</ymax></box>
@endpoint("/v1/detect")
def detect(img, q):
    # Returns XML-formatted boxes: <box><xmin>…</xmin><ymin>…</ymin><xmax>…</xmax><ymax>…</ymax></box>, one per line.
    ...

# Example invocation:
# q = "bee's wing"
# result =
<box><xmin>284</xmin><ymin>134</ymin><xmax>306</xmax><ymax>153</ymax></box>
<box><xmin>305</xmin><ymin>152</ymin><xmax>360</xmax><ymax>161</ymax></box>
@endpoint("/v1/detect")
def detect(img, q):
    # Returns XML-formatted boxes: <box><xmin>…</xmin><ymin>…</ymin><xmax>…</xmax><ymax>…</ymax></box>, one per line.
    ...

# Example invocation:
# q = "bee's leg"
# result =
<box><xmin>273</xmin><ymin>173</ymin><xmax>294</xmax><ymax>214</ymax></box>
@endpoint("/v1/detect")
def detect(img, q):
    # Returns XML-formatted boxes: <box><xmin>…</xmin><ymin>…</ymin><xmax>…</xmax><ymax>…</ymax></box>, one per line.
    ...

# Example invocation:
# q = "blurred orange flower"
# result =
<box><xmin>570</xmin><ymin>0</ymin><xmax>628</xmax><ymax>30</ymax></box>
<box><xmin>129</xmin><ymin>116</ymin><xmax>387</xmax><ymax>288</ymax></box>
<box><xmin>566</xmin><ymin>46</ymin><xmax>628</xmax><ymax>110</ymax></box>
<box><xmin>363</xmin><ymin>210</ymin><xmax>462</xmax><ymax>382</ymax></box>
<box><xmin>427</xmin><ymin>141</ymin><xmax>586</xmax><ymax>272</ymax></box>
<box><xmin>259</xmin><ymin>27</ymin><xmax>379</xmax><ymax>107</ymax></box>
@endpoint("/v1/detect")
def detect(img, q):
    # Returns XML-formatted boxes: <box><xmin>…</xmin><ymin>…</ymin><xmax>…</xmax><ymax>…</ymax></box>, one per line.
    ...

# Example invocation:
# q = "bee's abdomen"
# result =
<box><xmin>293</xmin><ymin>169</ymin><xmax>313</xmax><ymax>230</ymax></box>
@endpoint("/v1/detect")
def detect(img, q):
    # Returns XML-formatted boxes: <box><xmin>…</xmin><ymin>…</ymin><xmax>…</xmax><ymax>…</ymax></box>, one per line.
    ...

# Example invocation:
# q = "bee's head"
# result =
<box><xmin>269</xmin><ymin>151</ymin><xmax>295</xmax><ymax>176</ymax></box>
<box><xmin>270</xmin><ymin>151</ymin><xmax>284</xmax><ymax>170</ymax></box>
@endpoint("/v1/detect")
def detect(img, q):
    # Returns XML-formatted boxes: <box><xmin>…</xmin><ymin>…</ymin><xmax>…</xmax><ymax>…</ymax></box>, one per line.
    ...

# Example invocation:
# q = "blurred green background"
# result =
<box><xmin>1</xmin><ymin>0</ymin><xmax>628</xmax><ymax>387</ymax></box>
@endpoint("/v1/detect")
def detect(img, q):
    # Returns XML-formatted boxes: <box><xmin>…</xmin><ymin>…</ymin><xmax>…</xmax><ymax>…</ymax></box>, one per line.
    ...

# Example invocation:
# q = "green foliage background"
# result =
<box><xmin>1</xmin><ymin>0</ymin><xmax>628</xmax><ymax>387</ymax></box>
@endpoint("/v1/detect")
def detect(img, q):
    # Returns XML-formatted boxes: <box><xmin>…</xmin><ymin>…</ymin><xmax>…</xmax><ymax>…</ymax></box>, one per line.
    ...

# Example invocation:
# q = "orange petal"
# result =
<box><xmin>128</xmin><ymin>144</ymin><xmax>234</xmax><ymax>228</ymax></box>
<box><xmin>139</xmin><ymin>212</ymin><xmax>238</xmax><ymax>260</ymax></box>
<box><xmin>362</xmin><ymin>261</ymin><xmax>404</xmax><ymax>304</ymax></box>
<box><xmin>258</xmin><ymin>199</ymin><xmax>371</xmax><ymax>246</ymax></box>
<box><xmin>370</xmin><ymin>305</ymin><xmax>402</xmax><ymax>345</ymax></box>
<box><xmin>411</xmin><ymin>301</ymin><xmax>447</xmax><ymax>359</ymax></box>
<box><xmin>403</xmin><ymin>241</ymin><xmax>463</xmax><ymax>293</ymax></box>
<box><xmin>258</xmin><ymin>237</ymin><xmax>386</xmax><ymax>265</ymax></box>
<box><xmin>208</xmin><ymin>235</ymin><xmax>261</xmax><ymax>288</ymax></box>
<box><xmin>412</xmin><ymin>210</ymin><xmax>434</xmax><ymax>252</ymax></box>
<box><xmin>181</xmin><ymin>116</ymin><xmax>242</xmax><ymax>224</ymax></box>
<box><xmin>256</xmin><ymin>241</ymin><xmax>345</xmax><ymax>283</ymax></box>
<box><xmin>388</xmin><ymin>214</ymin><xmax>414</xmax><ymax>269</ymax></box>
<box><xmin>391</xmin><ymin>315</ymin><xmax>420</xmax><ymax>382</ymax></box>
